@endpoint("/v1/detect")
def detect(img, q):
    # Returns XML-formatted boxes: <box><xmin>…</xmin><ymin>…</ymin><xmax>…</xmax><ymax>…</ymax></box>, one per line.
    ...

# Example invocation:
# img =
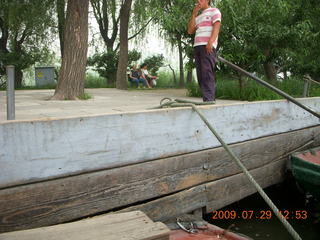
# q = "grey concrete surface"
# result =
<box><xmin>0</xmin><ymin>88</ymin><xmax>244</xmax><ymax>122</ymax></box>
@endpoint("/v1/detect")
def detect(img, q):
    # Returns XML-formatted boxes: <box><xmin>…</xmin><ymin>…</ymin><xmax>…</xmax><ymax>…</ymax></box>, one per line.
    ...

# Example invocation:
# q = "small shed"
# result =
<box><xmin>35</xmin><ymin>66</ymin><xmax>56</xmax><ymax>87</ymax></box>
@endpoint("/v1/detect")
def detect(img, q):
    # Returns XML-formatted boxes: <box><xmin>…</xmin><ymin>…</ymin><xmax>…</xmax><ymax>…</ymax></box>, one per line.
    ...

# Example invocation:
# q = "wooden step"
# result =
<box><xmin>0</xmin><ymin>211</ymin><xmax>170</xmax><ymax>240</ymax></box>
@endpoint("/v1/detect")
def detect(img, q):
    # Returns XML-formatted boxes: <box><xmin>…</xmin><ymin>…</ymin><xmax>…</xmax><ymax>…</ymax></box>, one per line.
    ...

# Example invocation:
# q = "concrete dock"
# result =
<box><xmin>0</xmin><ymin>88</ymin><xmax>243</xmax><ymax>121</ymax></box>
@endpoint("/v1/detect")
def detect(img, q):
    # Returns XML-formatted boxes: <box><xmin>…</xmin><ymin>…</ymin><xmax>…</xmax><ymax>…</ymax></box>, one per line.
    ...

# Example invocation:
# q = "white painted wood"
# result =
<box><xmin>0</xmin><ymin>98</ymin><xmax>319</xmax><ymax>188</ymax></box>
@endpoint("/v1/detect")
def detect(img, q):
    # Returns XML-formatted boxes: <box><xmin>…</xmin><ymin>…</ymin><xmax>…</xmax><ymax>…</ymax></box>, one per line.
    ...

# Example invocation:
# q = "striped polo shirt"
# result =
<box><xmin>194</xmin><ymin>7</ymin><xmax>221</xmax><ymax>49</ymax></box>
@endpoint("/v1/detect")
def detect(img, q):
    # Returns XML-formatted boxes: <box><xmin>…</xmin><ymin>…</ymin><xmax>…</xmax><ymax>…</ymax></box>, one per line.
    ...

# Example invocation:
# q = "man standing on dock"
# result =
<box><xmin>187</xmin><ymin>0</ymin><xmax>221</xmax><ymax>102</ymax></box>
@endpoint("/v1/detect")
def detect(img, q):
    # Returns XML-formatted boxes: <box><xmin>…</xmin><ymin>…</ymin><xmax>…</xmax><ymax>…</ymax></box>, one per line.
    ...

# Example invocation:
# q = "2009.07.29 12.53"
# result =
<box><xmin>212</xmin><ymin>210</ymin><xmax>308</xmax><ymax>220</ymax></box>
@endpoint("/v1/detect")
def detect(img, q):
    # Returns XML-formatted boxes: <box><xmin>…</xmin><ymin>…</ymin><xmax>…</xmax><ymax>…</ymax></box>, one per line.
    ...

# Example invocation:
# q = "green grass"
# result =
<box><xmin>85</xmin><ymin>73</ymin><xmax>110</xmax><ymax>88</ymax></box>
<box><xmin>18</xmin><ymin>84</ymin><xmax>57</xmax><ymax>90</ymax></box>
<box><xmin>187</xmin><ymin>74</ymin><xmax>320</xmax><ymax>101</ymax></box>
<box><xmin>0</xmin><ymin>83</ymin><xmax>57</xmax><ymax>90</ymax></box>
<box><xmin>156</xmin><ymin>71</ymin><xmax>180</xmax><ymax>88</ymax></box>
<box><xmin>78</xmin><ymin>92</ymin><xmax>92</xmax><ymax>100</ymax></box>
<box><xmin>62</xmin><ymin>92</ymin><xmax>92</xmax><ymax>100</ymax></box>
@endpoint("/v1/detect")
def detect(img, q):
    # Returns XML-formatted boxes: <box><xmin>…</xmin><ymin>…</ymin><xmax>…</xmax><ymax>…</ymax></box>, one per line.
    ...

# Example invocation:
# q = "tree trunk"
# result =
<box><xmin>91</xmin><ymin>0</ymin><xmax>118</xmax><ymax>52</ymax></box>
<box><xmin>186</xmin><ymin>70</ymin><xmax>193</xmax><ymax>84</ymax></box>
<box><xmin>167</xmin><ymin>64</ymin><xmax>177</xmax><ymax>86</ymax></box>
<box><xmin>263</xmin><ymin>61</ymin><xmax>277</xmax><ymax>81</ymax></box>
<box><xmin>186</xmin><ymin>53</ymin><xmax>194</xmax><ymax>85</ymax></box>
<box><xmin>236</xmin><ymin>71</ymin><xmax>245</xmax><ymax>99</ymax></box>
<box><xmin>12</xmin><ymin>42</ymin><xmax>24</xmax><ymax>88</ymax></box>
<box><xmin>14</xmin><ymin>68</ymin><xmax>23</xmax><ymax>88</ymax></box>
<box><xmin>107</xmin><ymin>72</ymin><xmax>116</xmax><ymax>87</ymax></box>
<box><xmin>0</xmin><ymin>15</ymin><xmax>10</xmax><ymax>76</ymax></box>
<box><xmin>263</xmin><ymin>48</ymin><xmax>276</xmax><ymax>81</ymax></box>
<box><xmin>53</xmin><ymin>0</ymin><xmax>89</xmax><ymax>100</ymax></box>
<box><xmin>0</xmin><ymin>31</ymin><xmax>9</xmax><ymax>76</ymax></box>
<box><xmin>177</xmin><ymin>36</ymin><xmax>185</xmax><ymax>88</ymax></box>
<box><xmin>116</xmin><ymin>0</ymin><xmax>132</xmax><ymax>90</ymax></box>
<box><xmin>56</xmin><ymin>0</ymin><xmax>66</xmax><ymax>58</ymax></box>
<box><xmin>237</xmin><ymin>71</ymin><xmax>245</xmax><ymax>89</ymax></box>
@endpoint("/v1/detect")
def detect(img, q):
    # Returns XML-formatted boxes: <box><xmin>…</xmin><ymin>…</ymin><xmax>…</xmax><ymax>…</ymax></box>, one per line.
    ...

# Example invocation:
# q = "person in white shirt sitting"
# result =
<box><xmin>140</xmin><ymin>63</ymin><xmax>157</xmax><ymax>88</ymax></box>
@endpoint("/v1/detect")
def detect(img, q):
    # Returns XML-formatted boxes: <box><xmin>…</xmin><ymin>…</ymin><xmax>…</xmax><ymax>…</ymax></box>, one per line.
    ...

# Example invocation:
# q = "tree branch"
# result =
<box><xmin>115</xmin><ymin>42</ymin><xmax>120</xmax><ymax>52</ymax></box>
<box><xmin>0</xmin><ymin>16</ymin><xmax>9</xmax><ymax>52</ymax></box>
<box><xmin>128</xmin><ymin>17</ymin><xmax>154</xmax><ymax>41</ymax></box>
<box><xmin>110</xmin><ymin>0</ymin><xmax>119</xmax><ymax>45</ymax></box>
<box><xmin>102</xmin><ymin>0</ymin><xmax>109</xmax><ymax>34</ymax></box>
<box><xmin>17</xmin><ymin>28</ymin><xmax>29</xmax><ymax>45</ymax></box>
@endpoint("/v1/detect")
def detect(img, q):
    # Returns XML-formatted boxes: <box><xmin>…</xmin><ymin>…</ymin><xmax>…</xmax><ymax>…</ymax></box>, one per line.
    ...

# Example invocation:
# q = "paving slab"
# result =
<box><xmin>0</xmin><ymin>88</ymin><xmax>245</xmax><ymax>122</ymax></box>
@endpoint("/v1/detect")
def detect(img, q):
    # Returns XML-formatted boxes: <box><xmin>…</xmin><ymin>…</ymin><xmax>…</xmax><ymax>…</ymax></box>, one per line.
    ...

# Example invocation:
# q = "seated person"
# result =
<box><xmin>129</xmin><ymin>65</ymin><xmax>148</xmax><ymax>88</ymax></box>
<box><xmin>140</xmin><ymin>63</ymin><xmax>157</xmax><ymax>88</ymax></box>
<box><xmin>127</xmin><ymin>66</ymin><xmax>132</xmax><ymax>82</ymax></box>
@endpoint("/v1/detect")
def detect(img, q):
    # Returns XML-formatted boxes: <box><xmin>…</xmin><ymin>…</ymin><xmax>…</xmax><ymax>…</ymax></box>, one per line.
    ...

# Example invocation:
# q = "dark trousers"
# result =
<box><xmin>194</xmin><ymin>45</ymin><xmax>216</xmax><ymax>102</ymax></box>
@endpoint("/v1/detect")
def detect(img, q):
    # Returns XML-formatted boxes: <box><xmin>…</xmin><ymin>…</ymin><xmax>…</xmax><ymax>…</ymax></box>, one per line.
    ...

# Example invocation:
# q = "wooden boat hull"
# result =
<box><xmin>290</xmin><ymin>146</ymin><xmax>320</xmax><ymax>200</ymax></box>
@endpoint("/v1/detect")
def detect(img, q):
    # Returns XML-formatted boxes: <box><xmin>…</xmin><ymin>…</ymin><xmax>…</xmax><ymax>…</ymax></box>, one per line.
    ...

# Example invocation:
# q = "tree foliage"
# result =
<box><xmin>285</xmin><ymin>0</ymin><xmax>320</xmax><ymax>79</ymax></box>
<box><xmin>0</xmin><ymin>0</ymin><xmax>55</xmax><ymax>87</ymax></box>
<box><xmin>218</xmin><ymin>0</ymin><xmax>320</xmax><ymax>80</ymax></box>
<box><xmin>142</xmin><ymin>54</ymin><xmax>164</xmax><ymax>75</ymax></box>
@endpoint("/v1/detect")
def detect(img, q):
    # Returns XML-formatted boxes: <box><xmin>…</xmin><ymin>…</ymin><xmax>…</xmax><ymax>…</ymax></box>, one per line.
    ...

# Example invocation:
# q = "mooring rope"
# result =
<box><xmin>154</xmin><ymin>98</ymin><xmax>302</xmax><ymax>240</ymax></box>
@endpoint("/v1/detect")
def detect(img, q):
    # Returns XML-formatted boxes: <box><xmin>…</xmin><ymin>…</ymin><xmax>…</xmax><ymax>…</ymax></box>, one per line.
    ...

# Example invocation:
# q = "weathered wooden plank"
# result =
<box><xmin>0</xmin><ymin>211</ymin><xmax>170</xmax><ymax>240</ymax></box>
<box><xmin>1</xmin><ymin>98</ymin><xmax>319</xmax><ymax>188</ymax></box>
<box><xmin>205</xmin><ymin>160</ymin><xmax>286</xmax><ymax>212</ymax></box>
<box><xmin>118</xmin><ymin>160</ymin><xmax>286</xmax><ymax>222</ymax></box>
<box><xmin>0</xmin><ymin>126</ymin><xmax>318</xmax><ymax>233</ymax></box>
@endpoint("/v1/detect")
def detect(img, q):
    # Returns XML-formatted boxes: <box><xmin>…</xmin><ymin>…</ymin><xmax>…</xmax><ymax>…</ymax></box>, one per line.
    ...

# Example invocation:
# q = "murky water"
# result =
<box><xmin>205</xmin><ymin>179</ymin><xmax>320</xmax><ymax>240</ymax></box>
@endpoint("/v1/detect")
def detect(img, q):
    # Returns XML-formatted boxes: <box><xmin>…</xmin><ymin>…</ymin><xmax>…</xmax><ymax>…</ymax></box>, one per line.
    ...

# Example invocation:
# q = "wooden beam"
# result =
<box><xmin>0</xmin><ymin>211</ymin><xmax>170</xmax><ymax>240</ymax></box>
<box><xmin>1</xmin><ymin>98</ymin><xmax>319</xmax><ymax>188</ymax></box>
<box><xmin>118</xmin><ymin>159</ymin><xmax>286</xmax><ymax>222</ymax></box>
<box><xmin>205</xmin><ymin>159</ymin><xmax>285</xmax><ymax>212</ymax></box>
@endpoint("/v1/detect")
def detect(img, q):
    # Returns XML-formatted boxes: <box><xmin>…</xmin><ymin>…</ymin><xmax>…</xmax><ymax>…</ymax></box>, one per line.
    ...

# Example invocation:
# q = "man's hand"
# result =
<box><xmin>192</xmin><ymin>4</ymin><xmax>201</xmax><ymax>16</ymax></box>
<box><xmin>206</xmin><ymin>40</ymin><xmax>214</xmax><ymax>54</ymax></box>
<box><xmin>206</xmin><ymin>21</ymin><xmax>221</xmax><ymax>54</ymax></box>
<box><xmin>188</xmin><ymin>2</ymin><xmax>201</xmax><ymax>34</ymax></box>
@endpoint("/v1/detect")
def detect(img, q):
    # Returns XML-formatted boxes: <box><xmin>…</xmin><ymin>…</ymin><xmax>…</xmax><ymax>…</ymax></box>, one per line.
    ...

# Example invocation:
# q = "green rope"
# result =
<box><xmin>154</xmin><ymin>98</ymin><xmax>302</xmax><ymax>240</ymax></box>
<box><xmin>149</xmin><ymin>98</ymin><xmax>215</xmax><ymax>109</ymax></box>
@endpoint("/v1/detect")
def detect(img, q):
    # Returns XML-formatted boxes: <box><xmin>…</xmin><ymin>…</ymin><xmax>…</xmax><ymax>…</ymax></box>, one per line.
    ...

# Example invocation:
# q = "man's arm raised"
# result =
<box><xmin>187</xmin><ymin>5</ymin><xmax>201</xmax><ymax>34</ymax></box>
